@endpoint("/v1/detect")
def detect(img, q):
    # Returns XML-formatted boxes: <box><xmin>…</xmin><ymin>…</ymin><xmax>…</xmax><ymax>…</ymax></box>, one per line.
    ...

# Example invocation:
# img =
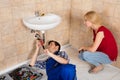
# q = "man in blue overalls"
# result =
<box><xmin>30</xmin><ymin>40</ymin><xmax>77</xmax><ymax>80</ymax></box>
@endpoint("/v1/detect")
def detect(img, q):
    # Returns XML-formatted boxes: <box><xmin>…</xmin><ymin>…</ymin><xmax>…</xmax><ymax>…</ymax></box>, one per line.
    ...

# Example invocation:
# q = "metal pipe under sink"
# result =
<box><xmin>31</xmin><ymin>30</ymin><xmax>45</xmax><ymax>49</ymax></box>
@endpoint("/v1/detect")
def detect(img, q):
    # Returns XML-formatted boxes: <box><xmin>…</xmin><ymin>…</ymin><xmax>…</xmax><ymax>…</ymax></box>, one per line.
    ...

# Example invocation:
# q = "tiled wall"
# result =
<box><xmin>0</xmin><ymin>0</ymin><xmax>71</xmax><ymax>71</ymax></box>
<box><xmin>0</xmin><ymin>0</ymin><xmax>120</xmax><ymax>71</ymax></box>
<box><xmin>70</xmin><ymin>0</ymin><xmax>120</xmax><ymax>68</ymax></box>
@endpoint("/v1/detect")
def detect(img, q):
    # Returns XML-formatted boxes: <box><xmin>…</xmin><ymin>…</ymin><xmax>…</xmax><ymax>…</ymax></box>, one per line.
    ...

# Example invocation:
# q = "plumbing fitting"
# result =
<box><xmin>35</xmin><ymin>11</ymin><xmax>39</xmax><ymax>17</ymax></box>
<box><xmin>30</xmin><ymin>29</ymin><xmax>45</xmax><ymax>49</ymax></box>
<box><xmin>31</xmin><ymin>29</ymin><xmax>35</xmax><ymax>33</ymax></box>
<box><xmin>35</xmin><ymin>11</ymin><xmax>45</xmax><ymax>17</ymax></box>
<box><xmin>35</xmin><ymin>33</ymin><xmax>41</xmax><ymax>40</ymax></box>
<box><xmin>35</xmin><ymin>33</ymin><xmax>45</xmax><ymax>49</ymax></box>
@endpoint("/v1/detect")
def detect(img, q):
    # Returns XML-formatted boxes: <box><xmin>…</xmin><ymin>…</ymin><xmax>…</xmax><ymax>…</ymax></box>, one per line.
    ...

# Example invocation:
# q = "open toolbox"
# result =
<box><xmin>0</xmin><ymin>65</ymin><xmax>43</xmax><ymax>80</ymax></box>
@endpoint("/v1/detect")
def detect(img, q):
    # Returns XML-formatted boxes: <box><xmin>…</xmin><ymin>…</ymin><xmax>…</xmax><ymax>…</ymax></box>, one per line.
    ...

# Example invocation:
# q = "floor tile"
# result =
<box><xmin>111</xmin><ymin>72</ymin><xmax>120</xmax><ymax>80</ymax></box>
<box><xmin>65</xmin><ymin>46</ymin><xmax>120</xmax><ymax>80</ymax></box>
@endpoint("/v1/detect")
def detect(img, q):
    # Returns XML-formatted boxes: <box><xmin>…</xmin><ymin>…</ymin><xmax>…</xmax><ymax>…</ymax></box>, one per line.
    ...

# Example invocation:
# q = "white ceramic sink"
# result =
<box><xmin>23</xmin><ymin>13</ymin><xmax>61</xmax><ymax>31</ymax></box>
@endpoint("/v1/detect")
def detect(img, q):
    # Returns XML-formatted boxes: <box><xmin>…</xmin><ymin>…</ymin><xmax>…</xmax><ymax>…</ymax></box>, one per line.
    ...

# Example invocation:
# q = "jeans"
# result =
<box><xmin>78</xmin><ymin>51</ymin><xmax>112</xmax><ymax>66</ymax></box>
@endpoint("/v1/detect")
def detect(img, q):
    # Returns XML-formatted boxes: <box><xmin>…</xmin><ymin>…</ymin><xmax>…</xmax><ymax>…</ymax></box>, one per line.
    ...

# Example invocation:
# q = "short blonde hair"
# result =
<box><xmin>84</xmin><ymin>11</ymin><xmax>102</xmax><ymax>25</ymax></box>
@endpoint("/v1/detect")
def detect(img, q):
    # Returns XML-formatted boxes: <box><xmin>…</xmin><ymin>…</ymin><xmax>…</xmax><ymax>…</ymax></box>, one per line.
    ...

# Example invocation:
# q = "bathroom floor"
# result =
<box><xmin>1</xmin><ymin>47</ymin><xmax>119</xmax><ymax>80</ymax></box>
<box><xmin>37</xmin><ymin>45</ymin><xmax>120</xmax><ymax>80</ymax></box>
<box><xmin>64</xmin><ymin>46</ymin><xmax>120</xmax><ymax>80</ymax></box>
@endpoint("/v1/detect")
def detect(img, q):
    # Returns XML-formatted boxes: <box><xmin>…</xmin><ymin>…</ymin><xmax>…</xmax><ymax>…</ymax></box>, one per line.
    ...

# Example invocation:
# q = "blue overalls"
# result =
<box><xmin>46</xmin><ymin>52</ymin><xmax>77</xmax><ymax>80</ymax></box>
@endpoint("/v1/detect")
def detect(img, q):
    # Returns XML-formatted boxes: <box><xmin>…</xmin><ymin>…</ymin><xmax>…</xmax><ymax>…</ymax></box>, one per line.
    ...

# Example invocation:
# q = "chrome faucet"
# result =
<box><xmin>35</xmin><ymin>11</ymin><xmax>45</xmax><ymax>17</ymax></box>
<box><xmin>35</xmin><ymin>11</ymin><xmax>39</xmax><ymax>17</ymax></box>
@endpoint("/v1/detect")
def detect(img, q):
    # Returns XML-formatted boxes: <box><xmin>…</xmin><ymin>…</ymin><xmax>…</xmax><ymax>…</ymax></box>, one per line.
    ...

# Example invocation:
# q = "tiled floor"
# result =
<box><xmin>64</xmin><ymin>46</ymin><xmax>120</xmax><ymax>80</ymax></box>
<box><xmin>38</xmin><ymin>45</ymin><xmax>120</xmax><ymax>80</ymax></box>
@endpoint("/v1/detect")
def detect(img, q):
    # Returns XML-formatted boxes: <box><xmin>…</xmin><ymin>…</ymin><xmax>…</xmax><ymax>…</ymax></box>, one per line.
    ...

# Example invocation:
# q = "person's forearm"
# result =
<box><xmin>30</xmin><ymin>48</ymin><xmax>39</xmax><ymax>66</ymax></box>
<box><xmin>49</xmin><ymin>53</ymin><xmax>68</xmax><ymax>64</ymax></box>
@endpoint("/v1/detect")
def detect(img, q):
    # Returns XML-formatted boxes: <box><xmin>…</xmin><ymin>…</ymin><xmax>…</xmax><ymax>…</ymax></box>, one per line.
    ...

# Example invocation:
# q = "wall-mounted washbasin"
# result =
<box><xmin>23</xmin><ymin>13</ymin><xmax>61</xmax><ymax>31</ymax></box>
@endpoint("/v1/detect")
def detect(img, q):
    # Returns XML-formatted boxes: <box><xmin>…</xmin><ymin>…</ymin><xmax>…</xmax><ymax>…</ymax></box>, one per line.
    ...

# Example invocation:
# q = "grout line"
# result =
<box><xmin>68</xmin><ymin>45</ymin><xmax>79</xmax><ymax>51</ymax></box>
<box><xmin>61</xmin><ymin>44</ymin><xmax>71</xmax><ymax>50</ymax></box>
<box><xmin>111</xmin><ymin>71</ymin><xmax>120</xmax><ymax>80</ymax></box>
<box><xmin>107</xmin><ymin>64</ymin><xmax>120</xmax><ymax>71</ymax></box>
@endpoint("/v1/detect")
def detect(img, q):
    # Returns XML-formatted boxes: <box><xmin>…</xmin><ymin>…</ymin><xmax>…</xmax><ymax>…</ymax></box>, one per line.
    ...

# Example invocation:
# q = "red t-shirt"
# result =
<box><xmin>93</xmin><ymin>26</ymin><xmax>118</xmax><ymax>61</ymax></box>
